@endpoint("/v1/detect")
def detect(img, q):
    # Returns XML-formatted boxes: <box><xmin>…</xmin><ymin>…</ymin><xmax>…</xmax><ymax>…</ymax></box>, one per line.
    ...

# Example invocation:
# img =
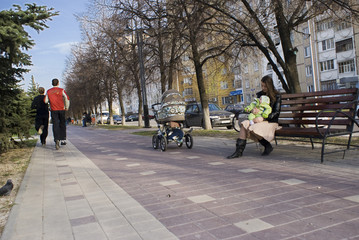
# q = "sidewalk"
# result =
<box><xmin>1</xmin><ymin>137</ymin><xmax>177</xmax><ymax>240</ymax></box>
<box><xmin>2</xmin><ymin>126</ymin><xmax>359</xmax><ymax>240</ymax></box>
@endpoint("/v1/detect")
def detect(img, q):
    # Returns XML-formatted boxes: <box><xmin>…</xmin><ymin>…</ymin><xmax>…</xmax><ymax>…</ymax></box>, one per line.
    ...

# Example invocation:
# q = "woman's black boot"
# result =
<box><xmin>227</xmin><ymin>139</ymin><xmax>246</xmax><ymax>159</ymax></box>
<box><xmin>259</xmin><ymin>138</ymin><xmax>273</xmax><ymax>156</ymax></box>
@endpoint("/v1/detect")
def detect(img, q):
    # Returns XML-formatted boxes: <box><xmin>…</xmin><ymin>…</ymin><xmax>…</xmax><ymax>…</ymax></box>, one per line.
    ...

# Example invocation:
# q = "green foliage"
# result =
<box><xmin>0</xmin><ymin>4</ymin><xmax>58</xmax><ymax>153</ymax></box>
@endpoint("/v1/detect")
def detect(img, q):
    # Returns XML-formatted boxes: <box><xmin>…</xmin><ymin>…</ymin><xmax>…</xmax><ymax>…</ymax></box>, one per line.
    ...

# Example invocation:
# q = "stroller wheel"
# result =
<box><xmin>160</xmin><ymin>136</ymin><xmax>167</xmax><ymax>151</ymax></box>
<box><xmin>185</xmin><ymin>134</ymin><xmax>193</xmax><ymax>149</ymax></box>
<box><xmin>152</xmin><ymin>134</ymin><xmax>159</xmax><ymax>149</ymax></box>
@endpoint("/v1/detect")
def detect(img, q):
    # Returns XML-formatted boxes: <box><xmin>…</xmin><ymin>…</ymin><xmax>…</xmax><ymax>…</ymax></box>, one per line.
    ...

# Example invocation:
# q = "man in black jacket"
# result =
<box><xmin>31</xmin><ymin>87</ymin><xmax>49</xmax><ymax>145</ymax></box>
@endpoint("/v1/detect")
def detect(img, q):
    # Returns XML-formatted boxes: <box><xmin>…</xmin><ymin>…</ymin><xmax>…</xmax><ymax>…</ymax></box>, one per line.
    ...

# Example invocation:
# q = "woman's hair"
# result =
<box><xmin>38</xmin><ymin>87</ymin><xmax>45</xmax><ymax>94</ymax></box>
<box><xmin>261</xmin><ymin>75</ymin><xmax>279</xmax><ymax>104</ymax></box>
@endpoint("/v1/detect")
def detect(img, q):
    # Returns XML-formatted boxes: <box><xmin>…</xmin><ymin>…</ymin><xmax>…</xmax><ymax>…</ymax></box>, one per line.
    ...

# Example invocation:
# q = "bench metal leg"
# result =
<box><xmin>347</xmin><ymin>133</ymin><xmax>353</xmax><ymax>149</ymax></box>
<box><xmin>320</xmin><ymin>138</ymin><xmax>326</xmax><ymax>163</ymax></box>
<box><xmin>310</xmin><ymin>137</ymin><xmax>314</xmax><ymax>149</ymax></box>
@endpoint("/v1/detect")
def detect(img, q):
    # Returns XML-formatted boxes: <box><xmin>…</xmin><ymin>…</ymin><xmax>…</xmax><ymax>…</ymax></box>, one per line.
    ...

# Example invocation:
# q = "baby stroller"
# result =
<box><xmin>152</xmin><ymin>89</ymin><xmax>193</xmax><ymax>151</ymax></box>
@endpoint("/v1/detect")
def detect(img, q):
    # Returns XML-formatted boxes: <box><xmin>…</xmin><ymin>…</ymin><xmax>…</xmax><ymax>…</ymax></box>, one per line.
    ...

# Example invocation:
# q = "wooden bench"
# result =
<box><xmin>275</xmin><ymin>88</ymin><xmax>359</xmax><ymax>163</ymax></box>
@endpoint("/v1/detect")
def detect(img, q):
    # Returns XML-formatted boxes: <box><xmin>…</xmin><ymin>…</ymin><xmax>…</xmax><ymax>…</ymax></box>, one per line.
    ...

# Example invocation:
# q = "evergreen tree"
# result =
<box><xmin>0</xmin><ymin>4</ymin><xmax>58</xmax><ymax>152</ymax></box>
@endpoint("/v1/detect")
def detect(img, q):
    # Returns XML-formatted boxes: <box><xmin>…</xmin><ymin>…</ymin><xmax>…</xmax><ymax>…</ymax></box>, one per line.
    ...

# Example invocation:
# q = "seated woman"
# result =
<box><xmin>227</xmin><ymin>75</ymin><xmax>281</xmax><ymax>158</ymax></box>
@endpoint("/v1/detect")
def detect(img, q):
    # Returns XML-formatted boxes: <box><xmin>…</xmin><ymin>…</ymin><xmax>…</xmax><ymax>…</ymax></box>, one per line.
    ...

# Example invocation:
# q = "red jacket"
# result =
<box><xmin>44</xmin><ymin>87</ymin><xmax>70</xmax><ymax>111</ymax></box>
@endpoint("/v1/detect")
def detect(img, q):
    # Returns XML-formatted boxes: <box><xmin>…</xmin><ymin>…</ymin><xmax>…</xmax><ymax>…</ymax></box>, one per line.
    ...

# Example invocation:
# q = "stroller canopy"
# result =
<box><xmin>157</xmin><ymin>89</ymin><xmax>186</xmax><ymax>123</ymax></box>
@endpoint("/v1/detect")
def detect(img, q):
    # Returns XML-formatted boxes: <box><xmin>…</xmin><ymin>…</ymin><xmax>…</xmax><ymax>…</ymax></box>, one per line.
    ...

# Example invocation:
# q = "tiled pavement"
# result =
<box><xmin>2</xmin><ymin>125</ymin><xmax>359</xmax><ymax>240</ymax></box>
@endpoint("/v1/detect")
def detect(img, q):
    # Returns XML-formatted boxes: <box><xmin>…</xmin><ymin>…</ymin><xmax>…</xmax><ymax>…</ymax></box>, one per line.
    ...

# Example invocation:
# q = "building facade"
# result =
<box><xmin>176</xmin><ymin>13</ymin><xmax>359</xmax><ymax>108</ymax></box>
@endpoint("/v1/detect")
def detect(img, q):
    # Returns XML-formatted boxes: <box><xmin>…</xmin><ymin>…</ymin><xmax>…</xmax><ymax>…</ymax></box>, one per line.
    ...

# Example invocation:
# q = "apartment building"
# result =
<box><xmin>177</xmin><ymin>13</ymin><xmax>359</xmax><ymax>108</ymax></box>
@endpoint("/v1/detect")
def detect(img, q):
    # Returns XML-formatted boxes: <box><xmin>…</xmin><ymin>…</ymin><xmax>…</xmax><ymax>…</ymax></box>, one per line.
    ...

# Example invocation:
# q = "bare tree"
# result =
<box><xmin>198</xmin><ymin>0</ymin><xmax>359</xmax><ymax>93</ymax></box>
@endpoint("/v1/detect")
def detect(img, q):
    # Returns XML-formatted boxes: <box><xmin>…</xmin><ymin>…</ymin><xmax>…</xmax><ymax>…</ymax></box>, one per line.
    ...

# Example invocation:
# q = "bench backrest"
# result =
<box><xmin>279</xmin><ymin>88</ymin><xmax>358</xmax><ymax>129</ymax></box>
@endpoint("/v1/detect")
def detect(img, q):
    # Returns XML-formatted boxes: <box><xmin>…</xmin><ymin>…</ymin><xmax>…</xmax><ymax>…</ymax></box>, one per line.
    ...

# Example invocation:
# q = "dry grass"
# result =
<box><xmin>0</xmin><ymin>139</ymin><xmax>36</xmax><ymax>236</ymax></box>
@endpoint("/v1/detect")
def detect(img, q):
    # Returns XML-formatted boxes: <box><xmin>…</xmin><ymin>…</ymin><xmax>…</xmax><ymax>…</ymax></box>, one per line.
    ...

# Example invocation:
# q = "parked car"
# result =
<box><xmin>224</xmin><ymin>103</ymin><xmax>245</xmax><ymax>115</ymax></box>
<box><xmin>107</xmin><ymin>115</ymin><xmax>122</xmax><ymax>125</ymax></box>
<box><xmin>96</xmin><ymin>111</ymin><xmax>109</xmax><ymax>124</ymax></box>
<box><xmin>126</xmin><ymin>114</ymin><xmax>139</xmax><ymax>122</ymax></box>
<box><xmin>185</xmin><ymin>102</ymin><xmax>235</xmax><ymax>129</ymax></box>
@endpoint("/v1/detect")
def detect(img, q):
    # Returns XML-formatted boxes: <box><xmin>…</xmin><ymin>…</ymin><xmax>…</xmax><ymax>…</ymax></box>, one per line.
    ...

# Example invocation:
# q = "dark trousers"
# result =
<box><xmin>35</xmin><ymin>115</ymin><xmax>49</xmax><ymax>144</ymax></box>
<box><xmin>51</xmin><ymin>111</ymin><xmax>66</xmax><ymax>141</ymax></box>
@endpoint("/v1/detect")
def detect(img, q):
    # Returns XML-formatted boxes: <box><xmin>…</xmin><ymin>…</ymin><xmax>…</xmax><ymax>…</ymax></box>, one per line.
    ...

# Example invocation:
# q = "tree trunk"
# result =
<box><xmin>191</xmin><ymin>44</ymin><xmax>212</xmax><ymax>130</ymax></box>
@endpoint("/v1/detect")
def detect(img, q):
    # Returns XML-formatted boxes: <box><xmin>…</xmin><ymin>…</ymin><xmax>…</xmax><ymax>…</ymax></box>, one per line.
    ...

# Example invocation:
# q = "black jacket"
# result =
<box><xmin>31</xmin><ymin>95</ymin><xmax>49</xmax><ymax>117</ymax></box>
<box><xmin>256</xmin><ymin>91</ymin><xmax>281</xmax><ymax>123</ymax></box>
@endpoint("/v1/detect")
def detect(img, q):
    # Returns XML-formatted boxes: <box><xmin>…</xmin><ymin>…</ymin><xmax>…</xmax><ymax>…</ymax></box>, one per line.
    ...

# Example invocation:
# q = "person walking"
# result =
<box><xmin>44</xmin><ymin>78</ymin><xmax>70</xmax><ymax>150</ymax></box>
<box><xmin>227</xmin><ymin>75</ymin><xmax>282</xmax><ymax>158</ymax></box>
<box><xmin>31</xmin><ymin>87</ymin><xmax>49</xmax><ymax>146</ymax></box>
<box><xmin>82</xmin><ymin>112</ymin><xmax>87</xmax><ymax>127</ymax></box>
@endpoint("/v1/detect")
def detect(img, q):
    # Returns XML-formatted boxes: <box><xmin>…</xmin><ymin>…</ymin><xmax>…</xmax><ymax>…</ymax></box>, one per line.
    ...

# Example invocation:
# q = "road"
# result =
<box><xmin>65</xmin><ymin>124</ymin><xmax>359</xmax><ymax>240</ymax></box>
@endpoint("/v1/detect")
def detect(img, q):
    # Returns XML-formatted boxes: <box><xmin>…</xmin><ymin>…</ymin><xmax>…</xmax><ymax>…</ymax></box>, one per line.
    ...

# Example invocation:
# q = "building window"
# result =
<box><xmin>183</xmin><ymin>77</ymin><xmax>192</xmax><ymax>85</ymax></box>
<box><xmin>303</xmin><ymin>27</ymin><xmax>309</xmax><ymax>39</ymax></box>
<box><xmin>233</xmin><ymin>79</ymin><xmax>242</xmax><ymax>88</ymax></box>
<box><xmin>336</xmin><ymin>38</ymin><xmax>353</xmax><ymax>53</ymax></box>
<box><xmin>220</xmin><ymin>81</ymin><xmax>228</xmax><ymax>89</ymax></box>
<box><xmin>321</xmin><ymin>38</ymin><xmax>334</xmax><ymax>51</ymax></box>
<box><xmin>183</xmin><ymin>88</ymin><xmax>193</xmax><ymax>96</ymax></box>
<box><xmin>245</xmin><ymin>79</ymin><xmax>250</xmax><ymax>88</ymax></box>
<box><xmin>243</xmin><ymin>64</ymin><xmax>248</xmax><ymax>74</ymax></box>
<box><xmin>222</xmin><ymin>96</ymin><xmax>232</xmax><ymax>105</ymax></box>
<box><xmin>338</xmin><ymin>59</ymin><xmax>355</xmax><ymax>73</ymax></box>
<box><xmin>255</xmin><ymin>77</ymin><xmax>260</xmax><ymax>87</ymax></box>
<box><xmin>246</xmin><ymin>94</ymin><xmax>251</xmax><ymax>103</ymax></box>
<box><xmin>305</xmin><ymin>65</ymin><xmax>312</xmax><ymax>76</ymax></box>
<box><xmin>304</xmin><ymin>45</ymin><xmax>311</xmax><ymax>58</ymax></box>
<box><xmin>232</xmin><ymin>66</ymin><xmax>241</xmax><ymax>75</ymax></box>
<box><xmin>321</xmin><ymin>80</ymin><xmax>337</xmax><ymax>91</ymax></box>
<box><xmin>337</xmin><ymin>17</ymin><xmax>351</xmax><ymax>31</ymax></box>
<box><xmin>317</xmin><ymin>19</ymin><xmax>334</xmax><ymax>32</ymax></box>
<box><xmin>254</xmin><ymin>62</ymin><xmax>259</xmax><ymax>71</ymax></box>
<box><xmin>182</xmin><ymin>55</ymin><xmax>190</xmax><ymax>61</ymax></box>
<box><xmin>307</xmin><ymin>85</ymin><xmax>314</xmax><ymax>92</ymax></box>
<box><xmin>320</xmin><ymin>59</ymin><xmax>335</xmax><ymax>72</ymax></box>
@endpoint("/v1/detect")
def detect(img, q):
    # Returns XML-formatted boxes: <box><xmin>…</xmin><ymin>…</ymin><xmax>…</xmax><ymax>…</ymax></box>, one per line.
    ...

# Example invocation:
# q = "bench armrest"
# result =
<box><xmin>316</xmin><ymin>99</ymin><xmax>359</xmax><ymax>138</ymax></box>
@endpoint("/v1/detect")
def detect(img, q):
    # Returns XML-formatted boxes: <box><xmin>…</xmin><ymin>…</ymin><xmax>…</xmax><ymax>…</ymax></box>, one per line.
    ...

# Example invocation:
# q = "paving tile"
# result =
<box><xmin>64</xmin><ymin>195</ymin><xmax>84</xmax><ymax>201</ymax></box>
<box><xmin>179</xmin><ymin>232</ymin><xmax>217</xmax><ymax>240</ymax></box>
<box><xmin>140</xmin><ymin>171</ymin><xmax>156</xmax><ymax>175</ymax></box>
<box><xmin>70</xmin><ymin>215</ymin><xmax>97</xmax><ymax>227</ymax></box>
<box><xmin>208</xmin><ymin>225</ymin><xmax>246</xmax><ymax>239</ymax></box>
<box><xmin>208</xmin><ymin>162</ymin><xmax>224</xmax><ymax>166</ymax></box>
<box><xmin>234</xmin><ymin>218</ymin><xmax>274</xmax><ymax>233</ymax></box>
<box><xmin>187</xmin><ymin>195</ymin><xmax>216</xmax><ymax>203</ymax></box>
<box><xmin>343</xmin><ymin>194</ymin><xmax>359</xmax><ymax>203</ymax></box>
<box><xmin>126</xmin><ymin>163</ymin><xmax>140</xmax><ymax>167</ymax></box>
<box><xmin>280</xmin><ymin>178</ymin><xmax>306</xmax><ymax>185</ymax></box>
<box><xmin>238</xmin><ymin>168</ymin><xmax>258</xmax><ymax>173</ymax></box>
<box><xmin>168</xmin><ymin>223</ymin><xmax>202</xmax><ymax>237</ymax></box>
<box><xmin>159</xmin><ymin>180</ymin><xmax>180</xmax><ymax>186</ymax></box>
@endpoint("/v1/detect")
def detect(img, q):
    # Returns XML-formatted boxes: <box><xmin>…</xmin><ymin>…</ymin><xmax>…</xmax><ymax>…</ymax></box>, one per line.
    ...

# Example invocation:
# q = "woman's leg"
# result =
<box><xmin>227</xmin><ymin>123</ymin><xmax>247</xmax><ymax>159</ymax></box>
<box><xmin>258</xmin><ymin>138</ymin><xmax>273</xmax><ymax>156</ymax></box>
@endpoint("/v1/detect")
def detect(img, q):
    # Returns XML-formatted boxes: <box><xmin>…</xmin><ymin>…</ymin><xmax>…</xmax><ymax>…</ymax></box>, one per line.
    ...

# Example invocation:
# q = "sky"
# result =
<box><xmin>1</xmin><ymin>0</ymin><xmax>91</xmax><ymax>91</ymax></box>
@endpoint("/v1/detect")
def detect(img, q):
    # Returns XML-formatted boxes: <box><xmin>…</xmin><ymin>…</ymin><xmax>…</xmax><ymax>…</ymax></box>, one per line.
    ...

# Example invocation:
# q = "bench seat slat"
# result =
<box><xmin>281</xmin><ymin>103</ymin><xmax>353</xmax><ymax>111</ymax></box>
<box><xmin>275</xmin><ymin>127</ymin><xmax>350</xmax><ymax>138</ymax></box>
<box><xmin>281</xmin><ymin>95</ymin><xmax>355</xmax><ymax>105</ymax></box>
<box><xmin>278</xmin><ymin>119</ymin><xmax>351</xmax><ymax>125</ymax></box>
<box><xmin>279</xmin><ymin>111</ymin><xmax>355</xmax><ymax>118</ymax></box>
<box><xmin>281</xmin><ymin>88</ymin><xmax>358</xmax><ymax>99</ymax></box>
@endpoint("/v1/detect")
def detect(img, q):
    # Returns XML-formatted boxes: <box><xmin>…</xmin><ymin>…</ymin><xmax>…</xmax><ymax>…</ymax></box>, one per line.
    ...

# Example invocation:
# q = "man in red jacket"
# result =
<box><xmin>44</xmin><ymin>78</ymin><xmax>70</xmax><ymax>150</ymax></box>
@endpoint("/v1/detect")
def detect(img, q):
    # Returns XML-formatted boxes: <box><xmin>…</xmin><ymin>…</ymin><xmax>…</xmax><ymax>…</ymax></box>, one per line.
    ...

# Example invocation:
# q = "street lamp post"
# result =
<box><xmin>136</xmin><ymin>28</ymin><xmax>150</xmax><ymax>128</ymax></box>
